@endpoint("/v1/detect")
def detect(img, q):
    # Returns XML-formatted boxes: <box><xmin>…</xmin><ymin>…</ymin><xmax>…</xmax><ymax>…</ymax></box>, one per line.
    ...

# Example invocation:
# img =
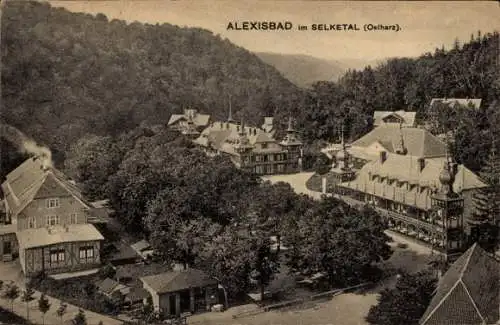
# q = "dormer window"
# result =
<box><xmin>262</xmin><ymin>143</ymin><xmax>268</xmax><ymax>149</ymax></box>
<box><xmin>46</xmin><ymin>198</ymin><xmax>60</xmax><ymax>209</ymax></box>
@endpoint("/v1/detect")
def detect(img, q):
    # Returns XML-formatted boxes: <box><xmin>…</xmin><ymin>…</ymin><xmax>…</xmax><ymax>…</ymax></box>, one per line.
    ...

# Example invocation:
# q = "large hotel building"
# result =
<box><xmin>323</xmin><ymin>110</ymin><xmax>489</xmax><ymax>261</ymax></box>
<box><xmin>168</xmin><ymin>109</ymin><xmax>303</xmax><ymax>175</ymax></box>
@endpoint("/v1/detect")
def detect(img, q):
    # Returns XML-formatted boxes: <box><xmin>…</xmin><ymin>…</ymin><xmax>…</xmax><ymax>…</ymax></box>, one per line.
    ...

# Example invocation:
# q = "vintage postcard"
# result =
<box><xmin>0</xmin><ymin>1</ymin><xmax>499</xmax><ymax>325</ymax></box>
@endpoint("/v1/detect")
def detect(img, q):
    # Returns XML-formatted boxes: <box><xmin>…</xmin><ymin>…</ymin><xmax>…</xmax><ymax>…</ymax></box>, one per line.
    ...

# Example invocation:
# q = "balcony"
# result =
<box><xmin>374</xmin><ymin>208</ymin><xmax>443</xmax><ymax>234</ymax></box>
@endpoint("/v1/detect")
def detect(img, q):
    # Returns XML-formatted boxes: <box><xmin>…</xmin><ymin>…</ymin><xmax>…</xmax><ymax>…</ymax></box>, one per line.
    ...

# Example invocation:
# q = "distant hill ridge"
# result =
<box><xmin>256</xmin><ymin>52</ymin><xmax>385</xmax><ymax>88</ymax></box>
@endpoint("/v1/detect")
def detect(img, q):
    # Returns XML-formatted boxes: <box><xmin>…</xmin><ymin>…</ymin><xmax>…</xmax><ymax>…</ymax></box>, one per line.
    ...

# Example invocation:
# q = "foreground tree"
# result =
<box><xmin>471</xmin><ymin>142</ymin><xmax>500</xmax><ymax>251</ymax></box>
<box><xmin>72</xmin><ymin>308</ymin><xmax>87</xmax><ymax>325</ymax></box>
<box><xmin>21</xmin><ymin>285</ymin><xmax>36</xmax><ymax>321</ymax></box>
<box><xmin>38</xmin><ymin>293</ymin><xmax>51</xmax><ymax>325</ymax></box>
<box><xmin>366</xmin><ymin>270</ymin><xmax>437</xmax><ymax>325</ymax></box>
<box><xmin>3</xmin><ymin>282</ymin><xmax>20</xmax><ymax>312</ymax></box>
<box><xmin>56</xmin><ymin>301</ymin><xmax>68</xmax><ymax>325</ymax></box>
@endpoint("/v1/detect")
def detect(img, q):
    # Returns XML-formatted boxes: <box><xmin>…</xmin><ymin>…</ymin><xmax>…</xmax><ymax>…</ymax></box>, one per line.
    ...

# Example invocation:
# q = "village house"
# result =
<box><xmin>323</xmin><ymin>124</ymin><xmax>488</xmax><ymax>261</ymax></box>
<box><xmin>373</xmin><ymin>110</ymin><xmax>417</xmax><ymax>128</ymax></box>
<box><xmin>0</xmin><ymin>156</ymin><xmax>106</xmax><ymax>276</ymax></box>
<box><xmin>191</xmin><ymin>113</ymin><xmax>303</xmax><ymax>175</ymax></box>
<box><xmin>167</xmin><ymin>109</ymin><xmax>211</xmax><ymax>138</ymax></box>
<box><xmin>140</xmin><ymin>267</ymin><xmax>219</xmax><ymax>317</ymax></box>
<box><xmin>419</xmin><ymin>243</ymin><xmax>499</xmax><ymax>325</ymax></box>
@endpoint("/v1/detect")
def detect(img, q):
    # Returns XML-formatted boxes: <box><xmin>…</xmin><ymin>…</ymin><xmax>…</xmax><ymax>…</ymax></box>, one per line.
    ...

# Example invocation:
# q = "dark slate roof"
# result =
<box><xmin>420</xmin><ymin>243</ymin><xmax>500</xmax><ymax>325</ymax></box>
<box><xmin>97</xmin><ymin>278</ymin><xmax>120</xmax><ymax>295</ymax></box>
<box><xmin>125</xmin><ymin>287</ymin><xmax>150</xmax><ymax>302</ymax></box>
<box><xmin>140</xmin><ymin>268</ymin><xmax>217</xmax><ymax>294</ymax></box>
<box><xmin>351</xmin><ymin>126</ymin><xmax>447</xmax><ymax>158</ymax></box>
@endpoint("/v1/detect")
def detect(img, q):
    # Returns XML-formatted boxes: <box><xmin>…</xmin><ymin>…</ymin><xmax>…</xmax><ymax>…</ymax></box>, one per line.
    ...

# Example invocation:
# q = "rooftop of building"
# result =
<box><xmin>429</xmin><ymin>98</ymin><xmax>482</xmax><ymax>110</ymax></box>
<box><xmin>194</xmin><ymin>119</ymin><xmax>298</xmax><ymax>156</ymax></box>
<box><xmin>2</xmin><ymin>157</ymin><xmax>109</xmax><ymax>223</ymax></box>
<box><xmin>419</xmin><ymin>243</ymin><xmax>499</xmax><ymax>325</ymax></box>
<box><xmin>351</xmin><ymin>125</ymin><xmax>447</xmax><ymax>158</ymax></box>
<box><xmin>168</xmin><ymin>109</ymin><xmax>211</xmax><ymax>127</ymax></box>
<box><xmin>373</xmin><ymin>110</ymin><xmax>417</xmax><ymax>127</ymax></box>
<box><xmin>1</xmin><ymin>157</ymin><xmax>94</xmax><ymax>217</ymax></box>
<box><xmin>339</xmin><ymin>153</ymin><xmax>486</xmax><ymax>210</ymax></box>
<box><xmin>16</xmin><ymin>224</ymin><xmax>104</xmax><ymax>250</ymax></box>
<box><xmin>140</xmin><ymin>268</ymin><xmax>217</xmax><ymax>294</ymax></box>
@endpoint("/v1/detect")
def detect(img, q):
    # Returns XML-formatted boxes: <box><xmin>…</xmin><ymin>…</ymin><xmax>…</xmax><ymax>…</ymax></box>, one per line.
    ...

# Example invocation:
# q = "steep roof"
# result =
<box><xmin>168</xmin><ymin>111</ymin><xmax>211</xmax><ymax>127</ymax></box>
<box><xmin>1</xmin><ymin>157</ymin><xmax>93</xmax><ymax>218</ymax></box>
<box><xmin>373</xmin><ymin>110</ymin><xmax>417</xmax><ymax>127</ymax></box>
<box><xmin>430</xmin><ymin>98</ymin><xmax>482</xmax><ymax>110</ymax></box>
<box><xmin>193</xmin><ymin>121</ymin><xmax>284</xmax><ymax>156</ymax></box>
<box><xmin>351</xmin><ymin>126</ymin><xmax>447</xmax><ymax>158</ymax></box>
<box><xmin>420</xmin><ymin>243</ymin><xmax>500</xmax><ymax>325</ymax></box>
<box><xmin>340</xmin><ymin>155</ymin><xmax>487</xmax><ymax>211</ymax></box>
<box><xmin>140</xmin><ymin>268</ymin><xmax>217</xmax><ymax>294</ymax></box>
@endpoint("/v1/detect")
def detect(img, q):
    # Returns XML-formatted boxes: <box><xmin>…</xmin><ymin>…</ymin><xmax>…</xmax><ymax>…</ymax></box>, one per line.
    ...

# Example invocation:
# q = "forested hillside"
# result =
<box><xmin>1</xmin><ymin>0</ymin><xmax>498</xmax><ymax>175</ymax></box>
<box><xmin>256</xmin><ymin>52</ymin><xmax>347</xmax><ymax>88</ymax></box>
<box><xmin>297</xmin><ymin>31</ymin><xmax>499</xmax><ymax>172</ymax></box>
<box><xmin>1</xmin><ymin>1</ymin><xmax>300</xmax><ymax>164</ymax></box>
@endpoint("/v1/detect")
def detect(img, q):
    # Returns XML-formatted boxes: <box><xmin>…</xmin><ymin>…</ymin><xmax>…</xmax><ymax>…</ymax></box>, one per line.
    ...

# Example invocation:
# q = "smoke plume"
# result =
<box><xmin>0</xmin><ymin>123</ymin><xmax>53</xmax><ymax>168</ymax></box>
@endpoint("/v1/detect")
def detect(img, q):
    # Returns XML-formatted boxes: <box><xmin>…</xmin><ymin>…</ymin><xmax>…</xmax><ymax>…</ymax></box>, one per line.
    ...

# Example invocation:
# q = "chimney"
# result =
<box><xmin>379</xmin><ymin>151</ymin><xmax>387</xmax><ymax>164</ymax></box>
<box><xmin>236</xmin><ymin>125</ymin><xmax>240</xmax><ymax>132</ymax></box>
<box><xmin>253</xmin><ymin>128</ymin><xmax>257</xmax><ymax>136</ymax></box>
<box><xmin>226</xmin><ymin>123</ymin><xmax>230</xmax><ymax>130</ymax></box>
<box><xmin>417</xmin><ymin>157</ymin><xmax>425</xmax><ymax>172</ymax></box>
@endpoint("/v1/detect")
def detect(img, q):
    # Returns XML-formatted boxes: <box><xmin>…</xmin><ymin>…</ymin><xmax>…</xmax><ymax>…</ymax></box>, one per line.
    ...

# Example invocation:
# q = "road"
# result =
<box><xmin>262</xmin><ymin>172</ymin><xmax>324</xmax><ymax>200</ymax></box>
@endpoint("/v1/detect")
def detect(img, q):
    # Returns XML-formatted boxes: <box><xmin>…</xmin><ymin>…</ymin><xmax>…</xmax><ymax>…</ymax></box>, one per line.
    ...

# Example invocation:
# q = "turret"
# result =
<box><xmin>430</xmin><ymin>145</ymin><xmax>465</xmax><ymax>262</ymax></box>
<box><xmin>280</xmin><ymin>117</ymin><xmax>303</xmax><ymax>172</ymax></box>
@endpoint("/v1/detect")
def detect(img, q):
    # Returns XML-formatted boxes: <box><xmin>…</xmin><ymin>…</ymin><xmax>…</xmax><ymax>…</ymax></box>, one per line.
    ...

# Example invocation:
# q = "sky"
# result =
<box><xmin>50</xmin><ymin>1</ymin><xmax>500</xmax><ymax>61</ymax></box>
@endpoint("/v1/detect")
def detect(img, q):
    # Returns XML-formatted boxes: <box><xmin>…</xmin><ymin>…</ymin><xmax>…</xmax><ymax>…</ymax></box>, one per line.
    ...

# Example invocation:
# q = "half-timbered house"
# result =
<box><xmin>0</xmin><ymin>156</ymin><xmax>105</xmax><ymax>276</ymax></box>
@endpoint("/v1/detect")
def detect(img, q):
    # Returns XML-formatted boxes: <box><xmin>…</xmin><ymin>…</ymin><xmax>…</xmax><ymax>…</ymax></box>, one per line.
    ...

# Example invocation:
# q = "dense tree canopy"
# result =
<box><xmin>283</xmin><ymin>198</ymin><xmax>392</xmax><ymax>287</ymax></box>
<box><xmin>366</xmin><ymin>270</ymin><xmax>437</xmax><ymax>325</ymax></box>
<box><xmin>1</xmin><ymin>1</ymin><xmax>300</xmax><ymax>166</ymax></box>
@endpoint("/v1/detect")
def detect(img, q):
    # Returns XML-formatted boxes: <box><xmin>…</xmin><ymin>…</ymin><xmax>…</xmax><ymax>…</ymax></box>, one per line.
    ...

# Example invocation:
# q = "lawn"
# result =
<box><xmin>305</xmin><ymin>172</ymin><xmax>339</xmax><ymax>193</ymax></box>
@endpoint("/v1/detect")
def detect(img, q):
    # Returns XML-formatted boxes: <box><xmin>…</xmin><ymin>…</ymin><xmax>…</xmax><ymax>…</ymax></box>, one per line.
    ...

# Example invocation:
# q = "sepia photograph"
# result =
<box><xmin>0</xmin><ymin>1</ymin><xmax>499</xmax><ymax>324</ymax></box>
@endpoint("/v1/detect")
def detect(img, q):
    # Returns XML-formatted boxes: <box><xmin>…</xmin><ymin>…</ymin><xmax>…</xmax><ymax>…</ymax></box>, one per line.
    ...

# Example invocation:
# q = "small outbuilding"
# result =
<box><xmin>140</xmin><ymin>268</ymin><xmax>219</xmax><ymax>317</ymax></box>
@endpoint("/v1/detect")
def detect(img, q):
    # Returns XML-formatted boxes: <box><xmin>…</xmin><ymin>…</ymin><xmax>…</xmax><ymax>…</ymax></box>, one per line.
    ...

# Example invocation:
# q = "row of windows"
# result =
<box><xmin>49</xmin><ymin>246</ymin><xmax>94</xmax><ymax>264</ymax></box>
<box><xmin>370</xmin><ymin>175</ymin><xmax>431</xmax><ymax>193</ymax></box>
<box><xmin>27</xmin><ymin>214</ymin><xmax>78</xmax><ymax>229</ymax></box>
<box><xmin>255</xmin><ymin>164</ymin><xmax>286</xmax><ymax>175</ymax></box>
<box><xmin>254</xmin><ymin>154</ymin><xmax>286</xmax><ymax>162</ymax></box>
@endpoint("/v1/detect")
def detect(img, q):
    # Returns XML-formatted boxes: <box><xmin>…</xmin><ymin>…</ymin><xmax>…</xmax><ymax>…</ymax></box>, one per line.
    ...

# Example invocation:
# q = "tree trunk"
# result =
<box><xmin>26</xmin><ymin>303</ymin><xmax>29</xmax><ymax>321</ymax></box>
<box><xmin>276</xmin><ymin>235</ymin><xmax>281</xmax><ymax>255</ymax></box>
<box><xmin>260</xmin><ymin>280</ymin><xmax>265</xmax><ymax>302</ymax></box>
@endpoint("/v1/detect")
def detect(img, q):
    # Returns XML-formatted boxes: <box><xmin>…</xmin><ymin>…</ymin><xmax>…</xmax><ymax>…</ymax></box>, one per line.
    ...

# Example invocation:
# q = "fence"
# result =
<box><xmin>232</xmin><ymin>282</ymin><xmax>373</xmax><ymax>319</ymax></box>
